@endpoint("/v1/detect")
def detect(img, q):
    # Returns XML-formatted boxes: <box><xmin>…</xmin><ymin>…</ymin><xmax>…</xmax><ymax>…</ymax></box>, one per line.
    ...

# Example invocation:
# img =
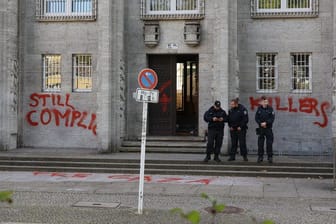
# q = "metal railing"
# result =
<box><xmin>251</xmin><ymin>0</ymin><xmax>319</xmax><ymax>18</ymax></box>
<box><xmin>36</xmin><ymin>0</ymin><xmax>97</xmax><ymax>21</ymax></box>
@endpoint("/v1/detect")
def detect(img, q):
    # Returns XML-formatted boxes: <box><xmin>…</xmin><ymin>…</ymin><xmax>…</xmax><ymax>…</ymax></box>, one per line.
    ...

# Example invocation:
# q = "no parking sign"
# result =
<box><xmin>138</xmin><ymin>68</ymin><xmax>158</xmax><ymax>90</ymax></box>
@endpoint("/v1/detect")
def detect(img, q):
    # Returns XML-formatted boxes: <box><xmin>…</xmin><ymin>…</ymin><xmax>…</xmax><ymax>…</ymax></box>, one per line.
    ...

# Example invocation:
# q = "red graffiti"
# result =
<box><xmin>157</xmin><ymin>178</ymin><xmax>183</xmax><ymax>183</ymax></box>
<box><xmin>186</xmin><ymin>179</ymin><xmax>212</xmax><ymax>185</ymax></box>
<box><xmin>71</xmin><ymin>173</ymin><xmax>93</xmax><ymax>178</ymax></box>
<box><xmin>25</xmin><ymin>93</ymin><xmax>97</xmax><ymax>136</ymax></box>
<box><xmin>33</xmin><ymin>171</ymin><xmax>92</xmax><ymax>179</ymax></box>
<box><xmin>29</xmin><ymin>93</ymin><xmax>75</xmax><ymax>110</ymax></box>
<box><xmin>108</xmin><ymin>174</ymin><xmax>152</xmax><ymax>182</ymax></box>
<box><xmin>158</xmin><ymin>80</ymin><xmax>172</xmax><ymax>113</ymax></box>
<box><xmin>33</xmin><ymin>172</ymin><xmax>215</xmax><ymax>185</ymax></box>
<box><xmin>249</xmin><ymin>96</ymin><xmax>331</xmax><ymax>128</ymax></box>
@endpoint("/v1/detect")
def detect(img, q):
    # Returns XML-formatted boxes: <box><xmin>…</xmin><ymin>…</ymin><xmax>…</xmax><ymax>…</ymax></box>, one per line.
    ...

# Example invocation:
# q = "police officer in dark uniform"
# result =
<box><xmin>203</xmin><ymin>100</ymin><xmax>228</xmax><ymax>162</ymax></box>
<box><xmin>255</xmin><ymin>96</ymin><xmax>275</xmax><ymax>163</ymax></box>
<box><xmin>228</xmin><ymin>98</ymin><xmax>249</xmax><ymax>161</ymax></box>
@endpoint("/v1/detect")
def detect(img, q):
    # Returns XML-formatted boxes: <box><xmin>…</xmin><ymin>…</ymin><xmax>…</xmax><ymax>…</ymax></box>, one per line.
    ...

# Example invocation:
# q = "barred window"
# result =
<box><xmin>149</xmin><ymin>0</ymin><xmax>198</xmax><ymax>12</ymax></box>
<box><xmin>256</xmin><ymin>53</ymin><xmax>278</xmax><ymax>92</ymax></box>
<box><xmin>141</xmin><ymin>0</ymin><xmax>204</xmax><ymax>19</ymax></box>
<box><xmin>73</xmin><ymin>54</ymin><xmax>92</xmax><ymax>92</ymax></box>
<box><xmin>291</xmin><ymin>53</ymin><xmax>312</xmax><ymax>92</ymax></box>
<box><xmin>42</xmin><ymin>55</ymin><xmax>62</xmax><ymax>92</ymax></box>
<box><xmin>257</xmin><ymin>0</ymin><xmax>311</xmax><ymax>10</ymax></box>
<box><xmin>36</xmin><ymin>0</ymin><xmax>97</xmax><ymax>21</ymax></box>
<box><xmin>251</xmin><ymin>0</ymin><xmax>318</xmax><ymax>18</ymax></box>
<box><xmin>45</xmin><ymin>0</ymin><xmax>66</xmax><ymax>13</ymax></box>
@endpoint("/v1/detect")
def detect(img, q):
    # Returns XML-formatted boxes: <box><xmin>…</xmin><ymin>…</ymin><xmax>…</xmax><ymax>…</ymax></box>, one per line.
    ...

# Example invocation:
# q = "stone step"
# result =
<box><xmin>0</xmin><ymin>165</ymin><xmax>332</xmax><ymax>179</ymax></box>
<box><xmin>0</xmin><ymin>156</ymin><xmax>332</xmax><ymax>167</ymax></box>
<box><xmin>0</xmin><ymin>160</ymin><xmax>332</xmax><ymax>173</ymax></box>
<box><xmin>143</xmin><ymin>136</ymin><xmax>205</xmax><ymax>142</ymax></box>
<box><xmin>0</xmin><ymin>155</ymin><xmax>333</xmax><ymax>179</ymax></box>
<box><xmin>120</xmin><ymin>136</ymin><xmax>206</xmax><ymax>153</ymax></box>
<box><xmin>122</xmin><ymin>140</ymin><xmax>206</xmax><ymax>148</ymax></box>
<box><xmin>118</xmin><ymin>146</ymin><xmax>204</xmax><ymax>153</ymax></box>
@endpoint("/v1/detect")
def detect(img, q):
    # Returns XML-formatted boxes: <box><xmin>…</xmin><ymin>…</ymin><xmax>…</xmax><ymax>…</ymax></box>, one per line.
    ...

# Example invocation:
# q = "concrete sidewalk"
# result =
<box><xmin>0</xmin><ymin>171</ymin><xmax>336</xmax><ymax>224</ymax></box>
<box><xmin>0</xmin><ymin>171</ymin><xmax>335</xmax><ymax>199</ymax></box>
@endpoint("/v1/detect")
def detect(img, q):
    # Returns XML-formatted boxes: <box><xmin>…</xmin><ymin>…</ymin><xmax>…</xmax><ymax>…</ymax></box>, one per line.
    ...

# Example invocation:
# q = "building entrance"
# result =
<box><xmin>148</xmin><ymin>54</ymin><xmax>199</xmax><ymax>136</ymax></box>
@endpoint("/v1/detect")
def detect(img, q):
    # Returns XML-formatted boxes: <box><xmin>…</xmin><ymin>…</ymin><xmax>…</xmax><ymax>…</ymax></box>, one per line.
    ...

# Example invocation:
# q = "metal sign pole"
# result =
<box><xmin>138</xmin><ymin>101</ymin><xmax>148</xmax><ymax>214</ymax></box>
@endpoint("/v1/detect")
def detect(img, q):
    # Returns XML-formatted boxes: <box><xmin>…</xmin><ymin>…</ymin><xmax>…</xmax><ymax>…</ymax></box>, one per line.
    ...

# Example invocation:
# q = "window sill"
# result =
<box><xmin>256</xmin><ymin>90</ymin><xmax>278</xmax><ymax>94</ymax></box>
<box><xmin>291</xmin><ymin>90</ymin><xmax>312</xmax><ymax>94</ymax></box>
<box><xmin>43</xmin><ymin>89</ymin><xmax>62</xmax><ymax>93</ymax></box>
<box><xmin>141</xmin><ymin>13</ymin><xmax>204</xmax><ymax>20</ymax></box>
<box><xmin>251</xmin><ymin>11</ymin><xmax>318</xmax><ymax>19</ymax></box>
<box><xmin>73</xmin><ymin>90</ymin><xmax>92</xmax><ymax>93</ymax></box>
<box><xmin>36</xmin><ymin>15</ymin><xmax>96</xmax><ymax>22</ymax></box>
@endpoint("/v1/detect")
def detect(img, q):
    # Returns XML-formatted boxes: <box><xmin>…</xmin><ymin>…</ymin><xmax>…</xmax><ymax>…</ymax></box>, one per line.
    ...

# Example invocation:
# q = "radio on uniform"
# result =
<box><xmin>134</xmin><ymin>88</ymin><xmax>159</xmax><ymax>103</ymax></box>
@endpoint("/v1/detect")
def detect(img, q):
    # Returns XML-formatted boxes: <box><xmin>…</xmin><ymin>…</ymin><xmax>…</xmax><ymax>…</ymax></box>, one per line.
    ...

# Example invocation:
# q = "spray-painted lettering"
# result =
<box><xmin>249</xmin><ymin>96</ymin><xmax>330</xmax><ymax>128</ymax></box>
<box><xmin>26</xmin><ymin>93</ymin><xmax>97</xmax><ymax>136</ymax></box>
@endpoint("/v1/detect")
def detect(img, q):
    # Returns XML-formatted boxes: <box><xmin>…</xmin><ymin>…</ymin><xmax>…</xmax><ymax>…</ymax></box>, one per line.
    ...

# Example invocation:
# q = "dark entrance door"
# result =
<box><xmin>148</xmin><ymin>54</ymin><xmax>198</xmax><ymax>136</ymax></box>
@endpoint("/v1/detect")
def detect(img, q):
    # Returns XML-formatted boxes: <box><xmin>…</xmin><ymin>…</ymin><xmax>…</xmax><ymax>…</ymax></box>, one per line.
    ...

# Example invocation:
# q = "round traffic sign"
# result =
<box><xmin>138</xmin><ymin>68</ymin><xmax>158</xmax><ymax>90</ymax></box>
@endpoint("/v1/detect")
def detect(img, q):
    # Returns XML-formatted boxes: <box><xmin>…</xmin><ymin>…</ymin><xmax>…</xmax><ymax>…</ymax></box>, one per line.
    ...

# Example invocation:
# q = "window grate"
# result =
<box><xmin>42</xmin><ymin>55</ymin><xmax>62</xmax><ymax>92</ymax></box>
<box><xmin>36</xmin><ymin>0</ymin><xmax>97</xmax><ymax>21</ymax></box>
<box><xmin>256</xmin><ymin>53</ymin><xmax>278</xmax><ymax>92</ymax></box>
<box><xmin>251</xmin><ymin>0</ymin><xmax>319</xmax><ymax>18</ymax></box>
<box><xmin>141</xmin><ymin>0</ymin><xmax>205</xmax><ymax>20</ymax></box>
<box><xmin>73</xmin><ymin>54</ymin><xmax>92</xmax><ymax>92</ymax></box>
<box><xmin>291</xmin><ymin>53</ymin><xmax>312</xmax><ymax>92</ymax></box>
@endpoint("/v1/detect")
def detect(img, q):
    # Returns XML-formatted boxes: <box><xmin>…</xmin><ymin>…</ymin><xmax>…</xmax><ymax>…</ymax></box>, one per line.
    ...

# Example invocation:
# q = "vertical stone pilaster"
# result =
<box><xmin>0</xmin><ymin>0</ymin><xmax>19</xmax><ymax>150</ymax></box>
<box><xmin>96</xmin><ymin>1</ymin><xmax>113</xmax><ymax>152</ymax></box>
<box><xmin>332</xmin><ymin>1</ymin><xmax>336</xmax><ymax>187</ymax></box>
<box><xmin>332</xmin><ymin>0</ymin><xmax>336</xmax><ymax>188</ymax></box>
<box><xmin>112</xmin><ymin>0</ymin><xmax>126</xmax><ymax>151</ymax></box>
<box><xmin>213</xmin><ymin>0</ymin><xmax>230</xmax><ymax>153</ymax></box>
<box><xmin>96</xmin><ymin>0</ymin><xmax>125</xmax><ymax>152</ymax></box>
<box><xmin>228</xmin><ymin>1</ymin><xmax>239</xmax><ymax>101</ymax></box>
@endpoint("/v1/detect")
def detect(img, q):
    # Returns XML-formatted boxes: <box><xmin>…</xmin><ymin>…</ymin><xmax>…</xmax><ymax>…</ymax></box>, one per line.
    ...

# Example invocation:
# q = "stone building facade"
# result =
<box><xmin>0</xmin><ymin>0</ymin><xmax>335</xmax><ymax>157</ymax></box>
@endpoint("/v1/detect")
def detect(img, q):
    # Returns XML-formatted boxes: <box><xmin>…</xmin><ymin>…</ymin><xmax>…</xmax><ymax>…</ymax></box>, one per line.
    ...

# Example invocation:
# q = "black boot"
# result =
<box><xmin>243</xmin><ymin>155</ymin><xmax>248</xmax><ymax>162</ymax></box>
<box><xmin>203</xmin><ymin>154</ymin><xmax>211</xmax><ymax>162</ymax></box>
<box><xmin>257</xmin><ymin>156</ymin><xmax>263</xmax><ymax>163</ymax></box>
<box><xmin>214</xmin><ymin>154</ymin><xmax>221</xmax><ymax>162</ymax></box>
<box><xmin>268</xmin><ymin>156</ymin><xmax>273</xmax><ymax>163</ymax></box>
<box><xmin>228</xmin><ymin>156</ymin><xmax>235</xmax><ymax>161</ymax></box>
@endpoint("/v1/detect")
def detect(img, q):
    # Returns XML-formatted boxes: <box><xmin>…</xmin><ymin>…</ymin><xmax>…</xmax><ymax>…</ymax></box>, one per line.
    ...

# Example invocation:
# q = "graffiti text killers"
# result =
<box><xmin>249</xmin><ymin>96</ymin><xmax>330</xmax><ymax>128</ymax></box>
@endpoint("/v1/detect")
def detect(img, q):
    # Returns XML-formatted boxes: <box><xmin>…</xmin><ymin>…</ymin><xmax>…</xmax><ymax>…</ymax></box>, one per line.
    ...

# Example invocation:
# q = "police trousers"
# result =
<box><xmin>206</xmin><ymin>128</ymin><xmax>224</xmax><ymax>155</ymax></box>
<box><xmin>257</xmin><ymin>128</ymin><xmax>273</xmax><ymax>157</ymax></box>
<box><xmin>229</xmin><ymin>129</ymin><xmax>247</xmax><ymax>157</ymax></box>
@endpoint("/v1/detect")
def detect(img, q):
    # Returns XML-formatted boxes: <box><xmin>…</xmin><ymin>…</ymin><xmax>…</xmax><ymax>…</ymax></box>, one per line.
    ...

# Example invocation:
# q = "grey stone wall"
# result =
<box><xmin>125</xmin><ymin>0</ymin><xmax>234</xmax><ymax>153</ymax></box>
<box><xmin>238</xmin><ymin>0</ymin><xmax>333</xmax><ymax>155</ymax></box>
<box><xmin>0</xmin><ymin>0</ymin><xmax>19</xmax><ymax>150</ymax></box>
<box><xmin>1</xmin><ymin>0</ymin><xmax>334</xmax><ymax>156</ymax></box>
<box><xmin>19</xmin><ymin>0</ymin><xmax>124</xmax><ymax>151</ymax></box>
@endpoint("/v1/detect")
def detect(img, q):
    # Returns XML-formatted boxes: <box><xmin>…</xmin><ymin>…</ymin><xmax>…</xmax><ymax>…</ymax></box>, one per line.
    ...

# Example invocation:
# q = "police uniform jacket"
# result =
<box><xmin>255</xmin><ymin>105</ymin><xmax>275</xmax><ymax>129</ymax></box>
<box><xmin>203</xmin><ymin>106</ymin><xmax>227</xmax><ymax>130</ymax></box>
<box><xmin>228</xmin><ymin>104</ymin><xmax>249</xmax><ymax>129</ymax></box>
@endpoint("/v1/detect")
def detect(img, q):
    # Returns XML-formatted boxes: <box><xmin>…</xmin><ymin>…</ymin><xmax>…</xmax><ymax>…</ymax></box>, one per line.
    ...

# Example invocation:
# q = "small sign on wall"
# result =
<box><xmin>167</xmin><ymin>43</ymin><xmax>178</xmax><ymax>49</ymax></box>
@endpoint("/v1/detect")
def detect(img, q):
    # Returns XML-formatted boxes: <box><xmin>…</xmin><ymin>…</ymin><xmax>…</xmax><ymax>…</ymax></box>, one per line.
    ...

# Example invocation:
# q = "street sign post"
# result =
<box><xmin>135</xmin><ymin>69</ymin><xmax>159</xmax><ymax>214</ymax></box>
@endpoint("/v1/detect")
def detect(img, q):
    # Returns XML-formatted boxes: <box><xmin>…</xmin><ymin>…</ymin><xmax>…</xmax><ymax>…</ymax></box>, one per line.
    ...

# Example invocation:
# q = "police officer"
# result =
<box><xmin>228</xmin><ymin>98</ymin><xmax>249</xmax><ymax>161</ymax></box>
<box><xmin>255</xmin><ymin>96</ymin><xmax>275</xmax><ymax>163</ymax></box>
<box><xmin>203</xmin><ymin>100</ymin><xmax>228</xmax><ymax>162</ymax></box>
